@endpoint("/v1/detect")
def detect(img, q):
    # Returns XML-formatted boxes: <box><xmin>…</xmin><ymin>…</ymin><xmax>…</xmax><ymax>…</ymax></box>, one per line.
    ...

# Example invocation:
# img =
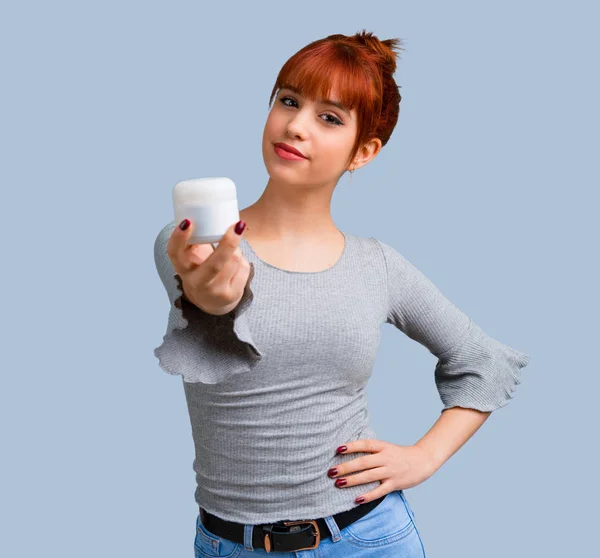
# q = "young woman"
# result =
<box><xmin>154</xmin><ymin>30</ymin><xmax>529</xmax><ymax>557</ymax></box>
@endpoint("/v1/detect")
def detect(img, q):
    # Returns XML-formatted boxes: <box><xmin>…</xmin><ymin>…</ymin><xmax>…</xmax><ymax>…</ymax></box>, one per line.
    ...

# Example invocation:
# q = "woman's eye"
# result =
<box><xmin>279</xmin><ymin>96</ymin><xmax>343</xmax><ymax>126</ymax></box>
<box><xmin>322</xmin><ymin>113</ymin><xmax>343</xmax><ymax>126</ymax></box>
<box><xmin>280</xmin><ymin>96</ymin><xmax>296</xmax><ymax>108</ymax></box>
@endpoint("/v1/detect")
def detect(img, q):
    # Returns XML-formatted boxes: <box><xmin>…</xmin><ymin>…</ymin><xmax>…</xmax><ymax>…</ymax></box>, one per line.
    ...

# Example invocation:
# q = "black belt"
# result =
<box><xmin>200</xmin><ymin>494</ymin><xmax>387</xmax><ymax>553</ymax></box>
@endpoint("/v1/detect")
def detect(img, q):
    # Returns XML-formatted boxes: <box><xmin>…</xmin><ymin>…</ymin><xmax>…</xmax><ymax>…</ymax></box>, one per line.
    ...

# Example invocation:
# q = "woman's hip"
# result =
<box><xmin>194</xmin><ymin>489</ymin><xmax>426</xmax><ymax>556</ymax></box>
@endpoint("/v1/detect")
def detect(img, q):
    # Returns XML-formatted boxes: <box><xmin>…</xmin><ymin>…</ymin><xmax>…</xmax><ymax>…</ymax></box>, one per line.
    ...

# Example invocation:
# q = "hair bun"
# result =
<box><xmin>353</xmin><ymin>29</ymin><xmax>404</xmax><ymax>76</ymax></box>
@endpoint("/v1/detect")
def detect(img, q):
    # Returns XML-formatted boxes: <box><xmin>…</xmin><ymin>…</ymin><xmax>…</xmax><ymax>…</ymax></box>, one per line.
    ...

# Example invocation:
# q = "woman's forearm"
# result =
<box><xmin>415</xmin><ymin>407</ymin><xmax>492</xmax><ymax>471</ymax></box>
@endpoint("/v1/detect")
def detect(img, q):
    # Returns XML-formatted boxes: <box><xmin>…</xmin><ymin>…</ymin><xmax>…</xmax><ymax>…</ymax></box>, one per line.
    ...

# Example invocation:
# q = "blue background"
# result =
<box><xmin>1</xmin><ymin>1</ymin><xmax>597</xmax><ymax>556</ymax></box>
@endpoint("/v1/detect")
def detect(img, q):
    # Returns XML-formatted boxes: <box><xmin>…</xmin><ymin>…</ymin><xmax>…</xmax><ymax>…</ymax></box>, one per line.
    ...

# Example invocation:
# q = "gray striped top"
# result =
<box><xmin>153</xmin><ymin>220</ymin><xmax>530</xmax><ymax>524</ymax></box>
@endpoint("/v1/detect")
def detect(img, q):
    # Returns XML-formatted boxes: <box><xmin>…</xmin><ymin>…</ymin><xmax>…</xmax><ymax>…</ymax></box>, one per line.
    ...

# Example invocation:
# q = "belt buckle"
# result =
<box><xmin>263</xmin><ymin>520</ymin><xmax>321</xmax><ymax>552</ymax></box>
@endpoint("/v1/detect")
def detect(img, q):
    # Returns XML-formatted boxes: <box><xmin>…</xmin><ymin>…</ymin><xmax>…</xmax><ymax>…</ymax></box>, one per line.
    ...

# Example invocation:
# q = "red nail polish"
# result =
<box><xmin>336</xmin><ymin>446</ymin><xmax>347</xmax><ymax>454</ymax></box>
<box><xmin>179</xmin><ymin>219</ymin><xmax>190</xmax><ymax>231</ymax></box>
<box><xmin>335</xmin><ymin>478</ymin><xmax>347</xmax><ymax>487</ymax></box>
<box><xmin>355</xmin><ymin>497</ymin><xmax>365</xmax><ymax>504</ymax></box>
<box><xmin>234</xmin><ymin>220</ymin><xmax>246</xmax><ymax>235</ymax></box>
<box><xmin>328</xmin><ymin>468</ymin><xmax>338</xmax><ymax>477</ymax></box>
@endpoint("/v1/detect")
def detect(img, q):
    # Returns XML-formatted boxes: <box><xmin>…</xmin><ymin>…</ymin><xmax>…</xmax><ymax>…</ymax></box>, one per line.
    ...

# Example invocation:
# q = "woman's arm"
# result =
<box><xmin>415</xmin><ymin>407</ymin><xmax>492</xmax><ymax>470</ymax></box>
<box><xmin>374</xmin><ymin>237</ymin><xmax>530</xmax><ymax>413</ymax></box>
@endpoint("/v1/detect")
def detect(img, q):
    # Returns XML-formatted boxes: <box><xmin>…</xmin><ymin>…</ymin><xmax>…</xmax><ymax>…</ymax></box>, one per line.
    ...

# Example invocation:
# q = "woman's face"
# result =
<box><xmin>262</xmin><ymin>86</ymin><xmax>358</xmax><ymax>189</ymax></box>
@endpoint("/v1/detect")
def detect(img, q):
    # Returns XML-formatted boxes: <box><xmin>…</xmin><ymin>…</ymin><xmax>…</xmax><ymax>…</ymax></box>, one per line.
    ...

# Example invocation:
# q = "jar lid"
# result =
<box><xmin>173</xmin><ymin>177</ymin><xmax>237</xmax><ymax>205</ymax></box>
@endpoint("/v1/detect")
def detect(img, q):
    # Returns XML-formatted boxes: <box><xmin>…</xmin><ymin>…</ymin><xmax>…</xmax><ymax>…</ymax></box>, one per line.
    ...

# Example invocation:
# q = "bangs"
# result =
<box><xmin>269</xmin><ymin>45</ymin><xmax>380</xmax><ymax>118</ymax></box>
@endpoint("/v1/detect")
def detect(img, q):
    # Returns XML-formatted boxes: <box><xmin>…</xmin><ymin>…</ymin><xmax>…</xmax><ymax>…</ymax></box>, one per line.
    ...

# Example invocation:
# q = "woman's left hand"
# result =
<box><xmin>328</xmin><ymin>440</ymin><xmax>438</xmax><ymax>504</ymax></box>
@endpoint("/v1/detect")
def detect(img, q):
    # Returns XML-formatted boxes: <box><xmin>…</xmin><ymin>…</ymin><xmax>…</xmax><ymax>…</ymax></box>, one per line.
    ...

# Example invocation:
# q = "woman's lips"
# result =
<box><xmin>274</xmin><ymin>144</ymin><xmax>307</xmax><ymax>161</ymax></box>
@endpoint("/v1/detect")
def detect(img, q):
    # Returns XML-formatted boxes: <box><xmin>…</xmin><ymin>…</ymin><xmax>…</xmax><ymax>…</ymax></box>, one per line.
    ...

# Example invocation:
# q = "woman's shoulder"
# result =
<box><xmin>346</xmin><ymin>232</ymin><xmax>391</xmax><ymax>259</ymax></box>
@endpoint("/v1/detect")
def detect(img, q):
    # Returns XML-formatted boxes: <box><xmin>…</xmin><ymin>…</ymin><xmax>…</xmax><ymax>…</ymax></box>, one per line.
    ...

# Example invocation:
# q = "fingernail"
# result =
<box><xmin>328</xmin><ymin>468</ymin><xmax>338</xmax><ymax>477</ymax></box>
<box><xmin>234</xmin><ymin>220</ymin><xmax>246</xmax><ymax>235</ymax></box>
<box><xmin>335</xmin><ymin>478</ymin><xmax>347</xmax><ymax>487</ymax></box>
<box><xmin>179</xmin><ymin>219</ymin><xmax>190</xmax><ymax>231</ymax></box>
<box><xmin>355</xmin><ymin>497</ymin><xmax>365</xmax><ymax>504</ymax></box>
<box><xmin>336</xmin><ymin>446</ymin><xmax>347</xmax><ymax>454</ymax></box>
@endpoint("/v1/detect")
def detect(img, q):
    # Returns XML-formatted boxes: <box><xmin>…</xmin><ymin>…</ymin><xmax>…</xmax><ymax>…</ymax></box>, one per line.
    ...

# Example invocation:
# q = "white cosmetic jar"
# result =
<box><xmin>173</xmin><ymin>177</ymin><xmax>240</xmax><ymax>245</ymax></box>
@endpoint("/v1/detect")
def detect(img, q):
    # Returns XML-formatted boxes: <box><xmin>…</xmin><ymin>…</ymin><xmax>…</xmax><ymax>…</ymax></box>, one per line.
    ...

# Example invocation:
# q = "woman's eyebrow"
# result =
<box><xmin>281</xmin><ymin>86</ymin><xmax>351</xmax><ymax>116</ymax></box>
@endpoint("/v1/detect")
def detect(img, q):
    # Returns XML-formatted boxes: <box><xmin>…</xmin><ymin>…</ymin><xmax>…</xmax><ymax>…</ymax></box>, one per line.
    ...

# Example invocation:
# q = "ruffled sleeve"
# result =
<box><xmin>375</xmin><ymin>239</ymin><xmax>530</xmax><ymax>413</ymax></box>
<box><xmin>153</xmin><ymin>221</ymin><xmax>263</xmax><ymax>384</ymax></box>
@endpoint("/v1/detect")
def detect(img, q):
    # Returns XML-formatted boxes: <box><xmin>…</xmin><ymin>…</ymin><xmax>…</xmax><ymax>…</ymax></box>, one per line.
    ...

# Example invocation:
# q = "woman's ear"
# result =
<box><xmin>352</xmin><ymin>138</ymin><xmax>383</xmax><ymax>171</ymax></box>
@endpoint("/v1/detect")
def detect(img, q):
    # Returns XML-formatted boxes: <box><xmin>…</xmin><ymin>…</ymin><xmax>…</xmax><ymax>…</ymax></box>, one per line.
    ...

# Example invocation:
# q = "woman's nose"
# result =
<box><xmin>285</xmin><ymin>113</ymin><xmax>309</xmax><ymax>140</ymax></box>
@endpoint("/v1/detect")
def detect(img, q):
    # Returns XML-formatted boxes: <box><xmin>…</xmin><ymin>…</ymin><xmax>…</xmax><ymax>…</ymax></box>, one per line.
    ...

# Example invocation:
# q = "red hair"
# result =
<box><xmin>268</xmin><ymin>30</ymin><xmax>405</xmax><ymax>169</ymax></box>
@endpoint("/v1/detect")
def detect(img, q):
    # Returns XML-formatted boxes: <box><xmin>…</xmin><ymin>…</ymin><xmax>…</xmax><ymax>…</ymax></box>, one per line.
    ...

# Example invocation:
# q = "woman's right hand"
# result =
<box><xmin>167</xmin><ymin>219</ymin><xmax>249</xmax><ymax>316</ymax></box>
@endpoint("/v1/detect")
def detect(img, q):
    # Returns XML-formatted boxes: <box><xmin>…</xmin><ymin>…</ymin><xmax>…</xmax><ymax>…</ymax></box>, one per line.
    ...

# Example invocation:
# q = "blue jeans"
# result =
<box><xmin>194</xmin><ymin>489</ymin><xmax>426</xmax><ymax>557</ymax></box>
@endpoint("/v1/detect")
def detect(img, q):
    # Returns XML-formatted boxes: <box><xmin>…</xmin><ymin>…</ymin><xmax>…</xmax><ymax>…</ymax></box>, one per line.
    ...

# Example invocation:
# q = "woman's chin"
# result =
<box><xmin>265</xmin><ymin>161</ymin><xmax>305</xmax><ymax>180</ymax></box>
